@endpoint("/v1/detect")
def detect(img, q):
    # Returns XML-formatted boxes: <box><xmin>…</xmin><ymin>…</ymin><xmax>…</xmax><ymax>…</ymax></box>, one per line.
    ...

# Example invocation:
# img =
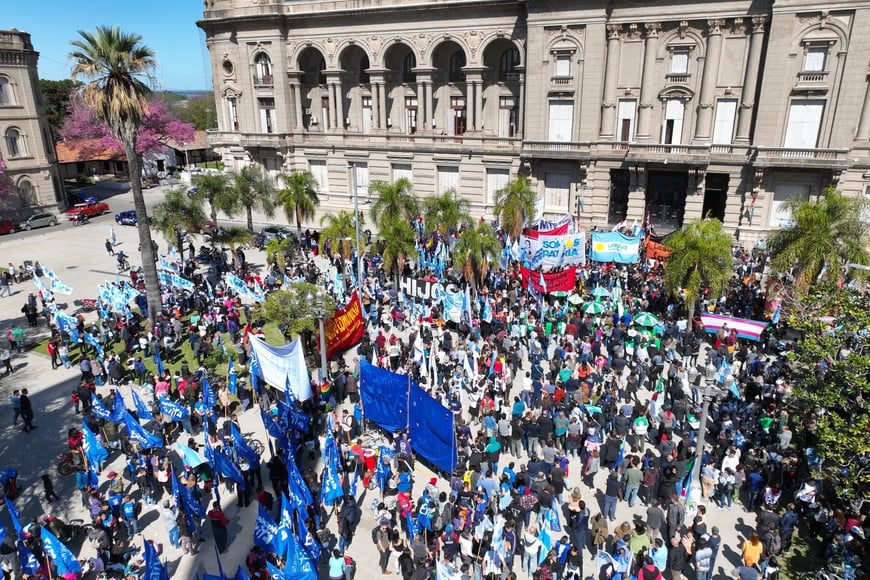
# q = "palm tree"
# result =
<box><xmin>207</xmin><ymin>226</ymin><xmax>253</xmax><ymax>269</ymax></box>
<box><xmin>193</xmin><ymin>173</ymin><xmax>237</xmax><ymax>227</ymax></box>
<box><xmin>264</xmin><ymin>237</ymin><xmax>292</xmax><ymax>271</ymax></box>
<box><xmin>663</xmin><ymin>218</ymin><xmax>733</xmax><ymax>325</ymax></box>
<box><xmin>69</xmin><ymin>26</ymin><xmax>162</xmax><ymax>324</ymax></box>
<box><xmin>234</xmin><ymin>164</ymin><xmax>276</xmax><ymax>232</ymax></box>
<box><xmin>380</xmin><ymin>218</ymin><xmax>418</xmax><ymax>283</ymax></box>
<box><xmin>319</xmin><ymin>210</ymin><xmax>357</xmax><ymax>258</ymax></box>
<box><xmin>277</xmin><ymin>171</ymin><xmax>319</xmax><ymax>237</ymax></box>
<box><xmin>494</xmin><ymin>175</ymin><xmax>536</xmax><ymax>240</ymax></box>
<box><xmin>369</xmin><ymin>178</ymin><xmax>419</xmax><ymax>230</ymax></box>
<box><xmin>423</xmin><ymin>189</ymin><xmax>471</xmax><ymax>234</ymax></box>
<box><xmin>452</xmin><ymin>222</ymin><xmax>502</xmax><ymax>292</ymax></box>
<box><xmin>766</xmin><ymin>186</ymin><xmax>870</xmax><ymax>290</ymax></box>
<box><xmin>151</xmin><ymin>188</ymin><xmax>207</xmax><ymax>263</ymax></box>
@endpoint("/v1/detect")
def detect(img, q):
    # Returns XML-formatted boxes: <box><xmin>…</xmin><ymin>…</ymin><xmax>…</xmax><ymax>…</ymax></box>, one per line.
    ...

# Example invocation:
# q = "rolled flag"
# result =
<box><xmin>158</xmin><ymin>396</ymin><xmax>190</xmax><ymax>422</ymax></box>
<box><xmin>132</xmin><ymin>389</ymin><xmax>153</xmax><ymax>421</ymax></box>
<box><xmin>143</xmin><ymin>539</ymin><xmax>170</xmax><ymax>580</ymax></box>
<box><xmin>153</xmin><ymin>350</ymin><xmax>165</xmax><ymax>377</ymax></box>
<box><xmin>40</xmin><ymin>527</ymin><xmax>82</xmax><ymax>574</ymax></box>
<box><xmin>123</xmin><ymin>411</ymin><xmax>164</xmax><ymax>449</ymax></box>
<box><xmin>4</xmin><ymin>496</ymin><xmax>22</xmax><ymax>537</ymax></box>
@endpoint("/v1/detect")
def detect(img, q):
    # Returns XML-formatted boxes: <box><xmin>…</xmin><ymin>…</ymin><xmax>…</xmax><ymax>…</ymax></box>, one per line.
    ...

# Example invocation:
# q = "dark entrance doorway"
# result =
<box><xmin>608</xmin><ymin>169</ymin><xmax>629</xmax><ymax>224</ymax></box>
<box><xmin>702</xmin><ymin>173</ymin><xmax>729</xmax><ymax>221</ymax></box>
<box><xmin>646</xmin><ymin>170</ymin><xmax>688</xmax><ymax>231</ymax></box>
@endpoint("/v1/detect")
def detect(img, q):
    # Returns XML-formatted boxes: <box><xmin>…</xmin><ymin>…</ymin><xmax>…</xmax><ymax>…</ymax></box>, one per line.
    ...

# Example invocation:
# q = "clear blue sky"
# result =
<box><xmin>4</xmin><ymin>1</ymin><xmax>212</xmax><ymax>91</ymax></box>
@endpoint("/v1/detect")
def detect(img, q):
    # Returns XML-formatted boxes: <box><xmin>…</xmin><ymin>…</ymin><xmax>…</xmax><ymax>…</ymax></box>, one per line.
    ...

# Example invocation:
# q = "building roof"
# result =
<box><xmin>165</xmin><ymin>129</ymin><xmax>209</xmax><ymax>151</ymax></box>
<box><xmin>55</xmin><ymin>139</ymin><xmax>124</xmax><ymax>164</ymax></box>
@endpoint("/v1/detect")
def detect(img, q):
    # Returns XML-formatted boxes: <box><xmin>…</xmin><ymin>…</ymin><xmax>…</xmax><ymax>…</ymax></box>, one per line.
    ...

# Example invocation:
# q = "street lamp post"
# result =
<box><xmin>687</xmin><ymin>360</ymin><xmax>720</xmax><ymax>509</ymax></box>
<box><xmin>349</xmin><ymin>162</ymin><xmax>363</xmax><ymax>287</ymax></box>
<box><xmin>307</xmin><ymin>289</ymin><xmax>329</xmax><ymax>384</ymax></box>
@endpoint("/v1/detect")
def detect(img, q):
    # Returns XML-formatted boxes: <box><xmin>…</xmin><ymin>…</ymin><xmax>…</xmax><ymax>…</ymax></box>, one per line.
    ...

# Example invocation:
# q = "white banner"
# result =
<box><xmin>521</xmin><ymin>232</ymin><xmax>586</xmax><ymax>270</ymax></box>
<box><xmin>248</xmin><ymin>335</ymin><xmax>313</xmax><ymax>400</ymax></box>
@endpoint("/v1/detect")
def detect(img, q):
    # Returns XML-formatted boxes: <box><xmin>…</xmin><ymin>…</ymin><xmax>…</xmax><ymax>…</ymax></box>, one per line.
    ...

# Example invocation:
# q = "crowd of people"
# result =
<box><xmin>1</xmin><ymin>219</ymin><xmax>867</xmax><ymax>580</ymax></box>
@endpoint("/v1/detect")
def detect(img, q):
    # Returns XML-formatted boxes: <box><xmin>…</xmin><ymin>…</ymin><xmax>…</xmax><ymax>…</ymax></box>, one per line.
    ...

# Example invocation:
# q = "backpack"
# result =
<box><xmin>766</xmin><ymin>531</ymin><xmax>782</xmax><ymax>556</ymax></box>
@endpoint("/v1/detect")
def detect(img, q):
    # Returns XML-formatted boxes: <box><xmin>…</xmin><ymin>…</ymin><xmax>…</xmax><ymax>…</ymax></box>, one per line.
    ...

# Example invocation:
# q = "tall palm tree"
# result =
<box><xmin>380</xmin><ymin>218</ymin><xmax>418</xmax><ymax>283</ymax></box>
<box><xmin>423</xmin><ymin>189</ymin><xmax>471</xmax><ymax>235</ymax></box>
<box><xmin>452</xmin><ymin>222</ymin><xmax>502</xmax><ymax>292</ymax></box>
<box><xmin>193</xmin><ymin>173</ymin><xmax>237</xmax><ymax>227</ymax></box>
<box><xmin>151</xmin><ymin>188</ymin><xmax>207</xmax><ymax>263</ymax></box>
<box><xmin>207</xmin><ymin>226</ymin><xmax>253</xmax><ymax>269</ymax></box>
<box><xmin>494</xmin><ymin>175</ymin><xmax>536</xmax><ymax>241</ymax></box>
<box><xmin>766</xmin><ymin>186</ymin><xmax>870</xmax><ymax>290</ymax></box>
<box><xmin>663</xmin><ymin>218</ymin><xmax>733</xmax><ymax>325</ymax></box>
<box><xmin>319</xmin><ymin>210</ymin><xmax>357</xmax><ymax>258</ymax></box>
<box><xmin>369</xmin><ymin>178</ymin><xmax>419</xmax><ymax>230</ymax></box>
<box><xmin>69</xmin><ymin>26</ymin><xmax>162</xmax><ymax>324</ymax></box>
<box><xmin>277</xmin><ymin>171</ymin><xmax>319</xmax><ymax>236</ymax></box>
<box><xmin>234</xmin><ymin>164</ymin><xmax>276</xmax><ymax>232</ymax></box>
<box><xmin>264</xmin><ymin>237</ymin><xmax>292</xmax><ymax>271</ymax></box>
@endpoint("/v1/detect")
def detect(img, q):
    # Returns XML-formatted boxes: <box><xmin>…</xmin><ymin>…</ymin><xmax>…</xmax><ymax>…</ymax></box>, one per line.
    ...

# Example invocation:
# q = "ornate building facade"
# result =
<box><xmin>198</xmin><ymin>0</ymin><xmax>870</xmax><ymax>241</ymax></box>
<box><xmin>0</xmin><ymin>29</ymin><xmax>62</xmax><ymax>209</ymax></box>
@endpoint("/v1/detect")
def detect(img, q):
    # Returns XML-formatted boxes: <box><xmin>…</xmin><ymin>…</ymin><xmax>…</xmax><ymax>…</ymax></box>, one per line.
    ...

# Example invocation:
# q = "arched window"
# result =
<box><xmin>5</xmin><ymin>128</ymin><xmax>24</xmax><ymax>157</ymax></box>
<box><xmin>0</xmin><ymin>77</ymin><xmax>12</xmax><ymax>106</ymax></box>
<box><xmin>17</xmin><ymin>178</ymin><xmax>34</xmax><ymax>206</ymax></box>
<box><xmin>500</xmin><ymin>49</ymin><xmax>520</xmax><ymax>73</ymax></box>
<box><xmin>449</xmin><ymin>51</ymin><xmax>466</xmax><ymax>83</ymax></box>
<box><xmin>359</xmin><ymin>55</ymin><xmax>370</xmax><ymax>84</ymax></box>
<box><xmin>254</xmin><ymin>53</ymin><xmax>273</xmax><ymax>86</ymax></box>
<box><xmin>318</xmin><ymin>57</ymin><xmax>327</xmax><ymax>85</ymax></box>
<box><xmin>402</xmin><ymin>53</ymin><xmax>417</xmax><ymax>83</ymax></box>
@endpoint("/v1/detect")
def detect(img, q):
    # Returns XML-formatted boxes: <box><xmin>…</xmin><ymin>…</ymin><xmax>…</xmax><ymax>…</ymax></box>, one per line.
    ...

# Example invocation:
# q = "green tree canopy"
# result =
<box><xmin>493</xmin><ymin>175</ymin><xmax>536</xmax><ymax>240</ymax></box>
<box><xmin>69</xmin><ymin>25</ymin><xmax>162</xmax><ymax>324</ymax></box>
<box><xmin>39</xmin><ymin>79</ymin><xmax>80</xmax><ymax>134</ymax></box>
<box><xmin>277</xmin><ymin>171</ymin><xmax>319</xmax><ymax>235</ymax></box>
<box><xmin>423</xmin><ymin>189</ymin><xmax>471</xmax><ymax>235</ymax></box>
<box><xmin>151</xmin><ymin>188</ymin><xmax>207</xmax><ymax>259</ymax></box>
<box><xmin>171</xmin><ymin>94</ymin><xmax>216</xmax><ymax>130</ymax></box>
<box><xmin>257</xmin><ymin>281</ymin><xmax>336</xmax><ymax>341</ymax></box>
<box><xmin>207</xmin><ymin>226</ymin><xmax>252</xmax><ymax>268</ymax></box>
<box><xmin>192</xmin><ymin>173</ymin><xmax>237</xmax><ymax>226</ymax></box>
<box><xmin>369</xmin><ymin>178</ymin><xmax>418</xmax><ymax>230</ymax></box>
<box><xmin>766</xmin><ymin>186</ymin><xmax>870</xmax><ymax>291</ymax></box>
<box><xmin>379</xmin><ymin>218</ymin><xmax>417</xmax><ymax>281</ymax></box>
<box><xmin>319</xmin><ymin>210</ymin><xmax>357</xmax><ymax>258</ymax></box>
<box><xmin>451</xmin><ymin>222</ymin><xmax>502</xmax><ymax>291</ymax></box>
<box><xmin>662</xmin><ymin>218</ymin><xmax>733</xmax><ymax>322</ymax></box>
<box><xmin>785</xmin><ymin>282</ymin><xmax>870</xmax><ymax>499</ymax></box>
<box><xmin>234</xmin><ymin>164</ymin><xmax>276</xmax><ymax>232</ymax></box>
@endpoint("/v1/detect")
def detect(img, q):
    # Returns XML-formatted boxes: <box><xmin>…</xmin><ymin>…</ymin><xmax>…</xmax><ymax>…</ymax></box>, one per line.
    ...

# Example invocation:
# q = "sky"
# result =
<box><xmin>4</xmin><ymin>1</ymin><xmax>212</xmax><ymax>91</ymax></box>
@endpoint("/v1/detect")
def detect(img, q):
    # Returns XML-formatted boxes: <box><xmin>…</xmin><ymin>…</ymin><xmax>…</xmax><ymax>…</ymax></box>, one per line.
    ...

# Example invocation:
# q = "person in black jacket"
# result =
<box><xmin>19</xmin><ymin>388</ymin><xmax>34</xmax><ymax>432</ymax></box>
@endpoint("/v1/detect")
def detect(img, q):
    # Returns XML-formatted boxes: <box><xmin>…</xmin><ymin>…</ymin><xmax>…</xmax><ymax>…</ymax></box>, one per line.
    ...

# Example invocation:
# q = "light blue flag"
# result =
<box><xmin>50</xmin><ymin>276</ymin><xmax>73</xmax><ymax>295</ymax></box>
<box><xmin>538</xmin><ymin>524</ymin><xmax>551</xmax><ymax>565</ymax></box>
<box><xmin>4</xmin><ymin>497</ymin><xmax>22</xmax><ymax>537</ymax></box>
<box><xmin>17</xmin><ymin>540</ymin><xmax>39</xmax><ymax>575</ymax></box>
<box><xmin>91</xmin><ymin>394</ymin><xmax>112</xmax><ymax>421</ymax></box>
<box><xmin>40</xmin><ymin>527</ymin><xmax>82</xmax><ymax>574</ymax></box>
<box><xmin>158</xmin><ymin>396</ymin><xmax>190</xmax><ymax>422</ymax></box>
<box><xmin>81</xmin><ymin>419</ymin><xmax>108</xmax><ymax>468</ymax></box>
<box><xmin>132</xmin><ymin>389</ymin><xmax>153</xmax><ymax>421</ymax></box>
<box><xmin>84</xmin><ymin>331</ymin><xmax>105</xmax><ymax>358</ymax></box>
<box><xmin>227</xmin><ymin>357</ymin><xmax>237</xmax><ymax>395</ymax></box>
<box><xmin>123</xmin><ymin>411</ymin><xmax>164</xmax><ymax>449</ymax></box>
<box><xmin>283</xmin><ymin>521</ymin><xmax>318</xmax><ymax>580</ymax></box>
<box><xmin>266</xmin><ymin>561</ymin><xmax>287</xmax><ymax>580</ymax></box>
<box><xmin>253</xmin><ymin>503</ymin><xmax>278</xmax><ymax>552</ymax></box>
<box><xmin>143</xmin><ymin>539</ymin><xmax>170</xmax><ymax>580</ymax></box>
<box><xmin>110</xmin><ymin>389</ymin><xmax>127</xmax><ymax>423</ymax></box>
<box><xmin>175</xmin><ymin>441</ymin><xmax>207</xmax><ymax>469</ymax></box>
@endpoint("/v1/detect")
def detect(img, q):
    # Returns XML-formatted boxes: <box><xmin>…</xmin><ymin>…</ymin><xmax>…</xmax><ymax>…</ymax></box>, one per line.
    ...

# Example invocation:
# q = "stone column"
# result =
<box><xmin>288</xmin><ymin>71</ymin><xmax>304</xmax><ymax>130</ymax></box>
<box><xmin>425</xmin><ymin>81</ymin><xmax>434</xmax><ymax>132</ymax></box>
<box><xmin>516</xmin><ymin>66</ymin><xmax>526</xmax><ymax>138</ymax></box>
<box><xmin>694</xmin><ymin>19</ymin><xmax>725</xmax><ymax>142</ymax></box>
<box><xmin>335</xmin><ymin>81</ymin><xmax>345</xmax><ymax>130</ymax></box>
<box><xmin>600</xmin><ymin>24</ymin><xmax>623</xmax><ymax>138</ymax></box>
<box><xmin>379</xmin><ymin>83</ymin><xmax>388</xmax><ymax>130</ymax></box>
<box><xmin>327</xmin><ymin>82</ymin><xmax>338</xmax><ymax>129</ymax></box>
<box><xmin>856</xmin><ymin>76</ymin><xmax>870</xmax><ymax>141</ymax></box>
<box><xmin>635</xmin><ymin>22</ymin><xmax>662</xmax><ymax>142</ymax></box>
<box><xmin>735</xmin><ymin>16</ymin><xmax>766</xmax><ymax>143</ymax></box>
<box><xmin>414</xmin><ymin>69</ymin><xmax>434</xmax><ymax>131</ymax></box>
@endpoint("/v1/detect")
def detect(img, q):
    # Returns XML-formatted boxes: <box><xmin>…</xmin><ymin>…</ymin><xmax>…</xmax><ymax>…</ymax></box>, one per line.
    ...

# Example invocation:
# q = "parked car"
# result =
<box><xmin>64</xmin><ymin>201</ymin><xmax>109</xmax><ymax>220</ymax></box>
<box><xmin>0</xmin><ymin>220</ymin><xmax>16</xmax><ymax>235</ymax></box>
<box><xmin>261</xmin><ymin>225</ymin><xmax>297</xmax><ymax>243</ymax></box>
<box><xmin>115</xmin><ymin>210</ymin><xmax>152</xmax><ymax>226</ymax></box>
<box><xmin>186</xmin><ymin>187</ymin><xmax>199</xmax><ymax>197</ymax></box>
<box><xmin>19</xmin><ymin>213</ymin><xmax>58</xmax><ymax>230</ymax></box>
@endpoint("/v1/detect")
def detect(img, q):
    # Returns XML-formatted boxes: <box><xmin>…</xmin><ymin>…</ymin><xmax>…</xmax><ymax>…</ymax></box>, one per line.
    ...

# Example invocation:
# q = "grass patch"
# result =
<box><xmin>783</xmin><ymin>523</ymin><xmax>826</xmax><ymax>578</ymax></box>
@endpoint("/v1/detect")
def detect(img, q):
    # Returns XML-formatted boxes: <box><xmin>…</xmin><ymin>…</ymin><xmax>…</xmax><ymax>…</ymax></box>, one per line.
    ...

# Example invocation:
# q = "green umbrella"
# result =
<box><xmin>567</xmin><ymin>294</ymin><xmax>583</xmax><ymax>305</ymax></box>
<box><xmin>582</xmin><ymin>301</ymin><xmax>608</xmax><ymax>314</ymax></box>
<box><xmin>634</xmin><ymin>312</ymin><xmax>660</xmax><ymax>327</ymax></box>
<box><xmin>590</xmin><ymin>287</ymin><xmax>610</xmax><ymax>298</ymax></box>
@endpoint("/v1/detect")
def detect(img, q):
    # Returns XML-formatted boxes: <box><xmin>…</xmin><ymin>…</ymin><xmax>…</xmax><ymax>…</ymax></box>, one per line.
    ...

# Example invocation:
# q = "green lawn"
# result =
<box><xmin>783</xmin><ymin>523</ymin><xmax>826</xmax><ymax>577</ymax></box>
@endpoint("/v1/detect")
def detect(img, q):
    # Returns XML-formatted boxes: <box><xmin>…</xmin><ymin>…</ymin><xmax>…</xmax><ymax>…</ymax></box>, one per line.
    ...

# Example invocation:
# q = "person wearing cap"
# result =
<box><xmin>107</xmin><ymin>470</ymin><xmax>124</xmax><ymax>495</ymax></box>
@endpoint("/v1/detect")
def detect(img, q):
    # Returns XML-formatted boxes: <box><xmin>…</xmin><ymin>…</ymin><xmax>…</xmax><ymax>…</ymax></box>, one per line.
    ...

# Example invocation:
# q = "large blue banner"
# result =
<box><xmin>360</xmin><ymin>361</ymin><xmax>456</xmax><ymax>473</ymax></box>
<box><xmin>589</xmin><ymin>232</ymin><xmax>641</xmax><ymax>264</ymax></box>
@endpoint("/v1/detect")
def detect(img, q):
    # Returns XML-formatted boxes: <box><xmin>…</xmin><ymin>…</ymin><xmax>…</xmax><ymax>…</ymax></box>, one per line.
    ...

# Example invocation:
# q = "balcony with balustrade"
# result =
<box><xmin>753</xmin><ymin>146</ymin><xmax>850</xmax><ymax>169</ymax></box>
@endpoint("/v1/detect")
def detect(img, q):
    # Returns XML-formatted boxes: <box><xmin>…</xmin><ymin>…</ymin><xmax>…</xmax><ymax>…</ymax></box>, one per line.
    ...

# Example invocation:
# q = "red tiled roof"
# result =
<box><xmin>165</xmin><ymin>129</ymin><xmax>209</xmax><ymax>151</ymax></box>
<box><xmin>55</xmin><ymin>139</ymin><xmax>124</xmax><ymax>164</ymax></box>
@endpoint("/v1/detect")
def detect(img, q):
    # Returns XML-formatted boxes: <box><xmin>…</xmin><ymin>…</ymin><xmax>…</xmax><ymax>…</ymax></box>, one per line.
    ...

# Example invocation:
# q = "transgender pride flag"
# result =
<box><xmin>700</xmin><ymin>313</ymin><xmax>768</xmax><ymax>341</ymax></box>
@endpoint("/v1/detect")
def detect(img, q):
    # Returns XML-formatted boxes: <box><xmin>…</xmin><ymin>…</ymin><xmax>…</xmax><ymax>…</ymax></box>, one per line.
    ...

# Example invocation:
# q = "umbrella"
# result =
<box><xmin>582</xmin><ymin>301</ymin><xmax>608</xmax><ymax>314</ymax></box>
<box><xmin>634</xmin><ymin>312</ymin><xmax>660</xmax><ymax>327</ymax></box>
<box><xmin>567</xmin><ymin>294</ymin><xmax>582</xmax><ymax>305</ymax></box>
<box><xmin>590</xmin><ymin>287</ymin><xmax>610</xmax><ymax>298</ymax></box>
<box><xmin>584</xmin><ymin>404</ymin><xmax>603</xmax><ymax>414</ymax></box>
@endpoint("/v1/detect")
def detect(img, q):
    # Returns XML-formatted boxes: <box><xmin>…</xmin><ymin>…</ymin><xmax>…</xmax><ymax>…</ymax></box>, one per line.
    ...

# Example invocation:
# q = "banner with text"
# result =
<box><xmin>589</xmin><ymin>232</ymin><xmax>642</xmax><ymax>264</ymax></box>
<box><xmin>324</xmin><ymin>291</ymin><xmax>365</xmax><ymax>359</ymax></box>
<box><xmin>520</xmin><ymin>266</ymin><xmax>577</xmax><ymax>294</ymax></box>
<box><xmin>521</xmin><ymin>232</ymin><xmax>587</xmax><ymax>270</ymax></box>
<box><xmin>398</xmin><ymin>277</ymin><xmax>441</xmax><ymax>301</ymax></box>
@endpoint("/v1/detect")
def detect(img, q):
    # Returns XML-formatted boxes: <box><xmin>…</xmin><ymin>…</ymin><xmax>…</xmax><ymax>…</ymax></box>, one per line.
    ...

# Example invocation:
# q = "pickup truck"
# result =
<box><xmin>64</xmin><ymin>201</ymin><xmax>110</xmax><ymax>219</ymax></box>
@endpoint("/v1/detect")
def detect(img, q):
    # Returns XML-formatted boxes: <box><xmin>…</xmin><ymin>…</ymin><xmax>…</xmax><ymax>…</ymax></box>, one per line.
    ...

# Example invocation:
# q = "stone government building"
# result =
<box><xmin>198</xmin><ymin>0</ymin><xmax>870</xmax><ymax>242</ymax></box>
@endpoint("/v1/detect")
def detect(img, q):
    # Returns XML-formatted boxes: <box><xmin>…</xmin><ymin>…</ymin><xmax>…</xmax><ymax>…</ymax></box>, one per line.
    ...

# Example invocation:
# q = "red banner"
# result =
<box><xmin>520</xmin><ymin>266</ymin><xmax>577</xmax><ymax>294</ymax></box>
<box><xmin>522</xmin><ymin>222</ymin><xmax>570</xmax><ymax>239</ymax></box>
<box><xmin>324</xmin><ymin>291</ymin><xmax>365</xmax><ymax>359</ymax></box>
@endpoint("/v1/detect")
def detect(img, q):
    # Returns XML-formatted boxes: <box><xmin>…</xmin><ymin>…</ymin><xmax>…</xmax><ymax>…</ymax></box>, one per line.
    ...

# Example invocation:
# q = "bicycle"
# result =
<box><xmin>56</xmin><ymin>452</ymin><xmax>77</xmax><ymax>476</ymax></box>
<box><xmin>244</xmin><ymin>434</ymin><xmax>265</xmax><ymax>456</ymax></box>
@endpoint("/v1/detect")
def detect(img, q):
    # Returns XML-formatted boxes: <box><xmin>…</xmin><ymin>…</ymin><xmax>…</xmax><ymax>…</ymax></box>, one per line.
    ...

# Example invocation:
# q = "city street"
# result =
<box><xmin>0</xmin><ymin>183</ymin><xmax>755</xmax><ymax>579</ymax></box>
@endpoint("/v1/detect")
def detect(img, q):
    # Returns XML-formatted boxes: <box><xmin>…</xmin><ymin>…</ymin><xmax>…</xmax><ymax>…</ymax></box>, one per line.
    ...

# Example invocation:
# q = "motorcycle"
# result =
<box><xmin>71</xmin><ymin>213</ymin><xmax>90</xmax><ymax>226</ymax></box>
